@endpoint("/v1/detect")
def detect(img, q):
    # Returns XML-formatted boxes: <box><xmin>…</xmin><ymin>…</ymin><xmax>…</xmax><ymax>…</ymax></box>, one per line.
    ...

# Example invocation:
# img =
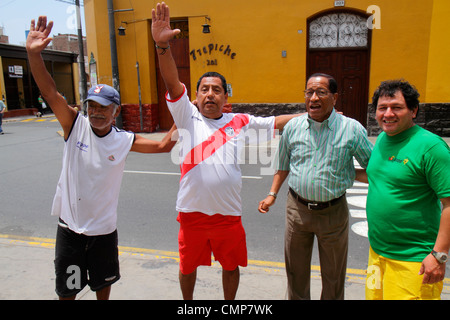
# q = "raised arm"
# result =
<box><xmin>151</xmin><ymin>2</ymin><xmax>184</xmax><ymax>99</ymax></box>
<box><xmin>26</xmin><ymin>16</ymin><xmax>77</xmax><ymax>139</ymax></box>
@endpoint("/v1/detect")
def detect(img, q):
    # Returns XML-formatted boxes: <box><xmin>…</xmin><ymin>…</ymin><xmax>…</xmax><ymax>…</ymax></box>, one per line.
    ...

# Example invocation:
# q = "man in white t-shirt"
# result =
<box><xmin>152</xmin><ymin>3</ymin><xmax>302</xmax><ymax>300</ymax></box>
<box><xmin>27</xmin><ymin>16</ymin><xmax>176</xmax><ymax>300</ymax></box>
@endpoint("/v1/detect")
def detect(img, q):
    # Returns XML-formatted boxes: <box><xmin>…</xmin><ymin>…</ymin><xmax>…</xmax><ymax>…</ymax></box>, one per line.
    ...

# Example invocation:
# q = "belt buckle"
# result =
<box><xmin>307</xmin><ymin>202</ymin><xmax>318</xmax><ymax>210</ymax></box>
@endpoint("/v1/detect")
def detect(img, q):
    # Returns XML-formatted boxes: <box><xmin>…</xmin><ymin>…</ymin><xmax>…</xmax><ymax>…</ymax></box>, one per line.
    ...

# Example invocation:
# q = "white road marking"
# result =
<box><xmin>346</xmin><ymin>195</ymin><xmax>367</xmax><ymax>208</ymax></box>
<box><xmin>347</xmin><ymin>181</ymin><xmax>369</xmax><ymax>237</ymax></box>
<box><xmin>351</xmin><ymin>221</ymin><xmax>368</xmax><ymax>238</ymax></box>
<box><xmin>124</xmin><ymin>170</ymin><xmax>262</xmax><ymax>179</ymax></box>
<box><xmin>125</xmin><ymin>169</ymin><xmax>368</xmax><ymax>236</ymax></box>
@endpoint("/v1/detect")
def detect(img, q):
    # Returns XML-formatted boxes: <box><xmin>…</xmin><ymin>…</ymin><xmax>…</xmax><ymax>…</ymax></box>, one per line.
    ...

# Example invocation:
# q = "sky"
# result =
<box><xmin>0</xmin><ymin>0</ymin><xmax>86</xmax><ymax>45</ymax></box>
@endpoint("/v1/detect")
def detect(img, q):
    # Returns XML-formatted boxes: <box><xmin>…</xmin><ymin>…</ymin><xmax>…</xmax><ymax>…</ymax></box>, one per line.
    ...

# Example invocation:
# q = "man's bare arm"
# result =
<box><xmin>130</xmin><ymin>124</ymin><xmax>178</xmax><ymax>153</ymax></box>
<box><xmin>258</xmin><ymin>170</ymin><xmax>289</xmax><ymax>213</ymax></box>
<box><xmin>26</xmin><ymin>16</ymin><xmax>77</xmax><ymax>139</ymax></box>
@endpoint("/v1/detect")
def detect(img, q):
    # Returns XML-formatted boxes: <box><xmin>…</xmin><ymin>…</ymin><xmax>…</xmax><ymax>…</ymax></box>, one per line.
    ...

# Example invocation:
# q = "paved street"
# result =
<box><xmin>0</xmin><ymin>115</ymin><xmax>373</xmax><ymax>269</ymax></box>
<box><xmin>1</xmin><ymin>115</ymin><xmax>449</xmax><ymax>300</ymax></box>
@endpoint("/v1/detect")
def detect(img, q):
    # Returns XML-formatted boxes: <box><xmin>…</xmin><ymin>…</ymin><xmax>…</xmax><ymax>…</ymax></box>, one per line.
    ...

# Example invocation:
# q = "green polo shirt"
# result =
<box><xmin>366</xmin><ymin>125</ymin><xmax>450</xmax><ymax>261</ymax></box>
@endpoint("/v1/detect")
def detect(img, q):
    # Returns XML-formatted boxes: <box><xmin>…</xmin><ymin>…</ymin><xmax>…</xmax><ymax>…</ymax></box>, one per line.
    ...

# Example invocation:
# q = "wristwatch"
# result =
<box><xmin>431</xmin><ymin>250</ymin><xmax>448</xmax><ymax>263</ymax></box>
<box><xmin>268</xmin><ymin>192</ymin><xmax>277</xmax><ymax>198</ymax></box>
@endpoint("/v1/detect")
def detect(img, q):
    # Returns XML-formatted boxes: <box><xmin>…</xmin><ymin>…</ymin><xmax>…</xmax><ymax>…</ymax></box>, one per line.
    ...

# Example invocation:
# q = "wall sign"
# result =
<box><xmin>8</xmin><ymin>65</ymin><xmax>23</xmax><ymax>78</ymax></box>
<box><xmin>190</xmin><ymin>43</ymin><xmax>237</xmax><ymax>65</ymax></box>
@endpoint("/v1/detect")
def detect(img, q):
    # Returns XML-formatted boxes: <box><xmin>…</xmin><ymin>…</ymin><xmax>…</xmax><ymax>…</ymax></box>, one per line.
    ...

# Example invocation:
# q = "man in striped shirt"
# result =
<box><xmin>259</xmin><ymin>73</ymin><xmax>373</xmax><ymax>299</ymax></box>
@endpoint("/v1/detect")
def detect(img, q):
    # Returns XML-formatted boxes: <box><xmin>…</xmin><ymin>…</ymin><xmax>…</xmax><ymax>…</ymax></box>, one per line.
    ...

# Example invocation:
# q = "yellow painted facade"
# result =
<box><xmin>84</xmin><ymin>0</ymin><xmax>450</xmax><ymax>106</ymax></box>
<box><xmin>0</xmin><ymin>57</ymin><xmax>6</xmax><ymax>102</ymax></box>
<box><xmin>425</xmin><ymin>0</ymin><xmax>450</xmax><ymax>102</ymax></box>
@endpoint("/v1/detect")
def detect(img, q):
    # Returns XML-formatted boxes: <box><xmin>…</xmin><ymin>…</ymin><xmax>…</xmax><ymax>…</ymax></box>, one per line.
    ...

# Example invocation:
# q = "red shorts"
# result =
<box><xmin>177</xmin><ymin>212</ymin><xmax>248</xmax><ymax>275</ymax></box>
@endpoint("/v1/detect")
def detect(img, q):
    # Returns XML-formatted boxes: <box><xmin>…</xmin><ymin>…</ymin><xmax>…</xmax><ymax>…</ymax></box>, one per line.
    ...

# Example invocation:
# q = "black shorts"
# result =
<box><xmin>54</xmin><ymin>221</ymin><xmax>120</xmax><ymax>298</ymax></box>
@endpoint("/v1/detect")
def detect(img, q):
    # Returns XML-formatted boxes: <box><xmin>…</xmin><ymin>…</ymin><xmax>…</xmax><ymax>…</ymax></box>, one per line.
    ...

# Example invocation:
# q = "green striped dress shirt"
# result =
<box><xmin>277</xmin><ymin>109</ymin><xmax>373</xmax><ymax>202</ymax></box>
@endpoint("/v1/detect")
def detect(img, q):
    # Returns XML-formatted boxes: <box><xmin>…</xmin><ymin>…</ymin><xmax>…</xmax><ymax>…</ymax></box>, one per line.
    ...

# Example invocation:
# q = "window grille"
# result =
<box><xmin>309</xmin><ymin>13</ymin><xmax>368</xmax><ymax>49</ymax></box>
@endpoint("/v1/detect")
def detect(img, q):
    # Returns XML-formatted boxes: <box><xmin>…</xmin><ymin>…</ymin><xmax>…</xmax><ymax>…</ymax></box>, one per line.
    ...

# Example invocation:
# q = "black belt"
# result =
<box><xmin>289</xmin><ymin>188</ymin><xmax>345</xmax><ymax>210</ymax></box>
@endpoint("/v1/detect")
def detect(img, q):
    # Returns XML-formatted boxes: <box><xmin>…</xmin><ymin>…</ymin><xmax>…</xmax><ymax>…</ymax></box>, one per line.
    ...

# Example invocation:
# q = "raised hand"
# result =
<box><xmin>26</xmin><ymin>16</ymin><xmax>53</xmax><ymax>54</ymax></box>
<box><xmin>151</xmin><ymin>2</ymin><xmax>180</xmax><ymax>45</ymax></box>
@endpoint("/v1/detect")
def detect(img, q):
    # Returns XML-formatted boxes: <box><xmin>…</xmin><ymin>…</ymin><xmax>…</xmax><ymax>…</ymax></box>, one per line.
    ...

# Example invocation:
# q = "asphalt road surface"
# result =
<box><xmin>0</xmin><ymin>116</ymin><xmax>373</xmax><ymax>271</ymax></box>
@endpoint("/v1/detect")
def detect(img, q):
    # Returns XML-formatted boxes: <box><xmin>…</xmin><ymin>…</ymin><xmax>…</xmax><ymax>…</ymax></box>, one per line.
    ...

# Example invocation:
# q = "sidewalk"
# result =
<box><xmin>0</xmin><ymin>234</ymin><xmax>369</xmax><ymax>300</ymax></box>
<box><xmin>2</xmin><ymin>234</ymin><xmax>450</xmax><ymax>300</ymax></box>
<box><xmin>2</xmin><ymin>113</ymin><xmax>57</xmax><ymax>124</ymax></box>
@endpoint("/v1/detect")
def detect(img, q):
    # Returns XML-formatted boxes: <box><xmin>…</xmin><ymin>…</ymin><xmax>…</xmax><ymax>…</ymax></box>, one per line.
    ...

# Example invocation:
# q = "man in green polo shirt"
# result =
<box><xmin>364</xmin><ymin>80</ymin><xmax>450</xmax><ymax>300</ymax></box>
<box><xmin>258</xmin><ymin>73</ymin><xmax>373</xmax><ymax>300</ymax></box>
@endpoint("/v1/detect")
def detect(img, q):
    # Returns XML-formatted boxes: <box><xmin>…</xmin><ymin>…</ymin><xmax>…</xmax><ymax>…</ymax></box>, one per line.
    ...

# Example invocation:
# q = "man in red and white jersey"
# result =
<box><xmin>152</xmin><ymin>3</ymin><xmax>302</xmax><ymax>300</ymax></box>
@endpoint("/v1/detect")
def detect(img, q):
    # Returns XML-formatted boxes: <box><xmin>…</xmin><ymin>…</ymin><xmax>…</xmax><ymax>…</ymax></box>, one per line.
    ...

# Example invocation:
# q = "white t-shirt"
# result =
<box><xmin>51</xmin><ymin>114</ymin><xmax>135</xmax><ymax>235</ymax></box>
<box><xmin>167</xmin><ymin>85</ymin><xmax>275</xmax><ymax>216</ymax></box>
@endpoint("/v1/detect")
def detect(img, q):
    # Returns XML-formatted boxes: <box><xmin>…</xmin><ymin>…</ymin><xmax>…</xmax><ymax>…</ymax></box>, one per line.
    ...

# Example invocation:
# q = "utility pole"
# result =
<box><xmin>75</xmin><ymin>0</ymin><xmax>87</xmax><ymax>113</ymax></box>
<box><xmin>107</xmin><ymin>0</ymin><xmax>123</xmax><ymax>128</ymax></box>
<box><xmin>55</xmin><ymin>0</ymin><xmax>87</xmax><ymax>112</ymax></box>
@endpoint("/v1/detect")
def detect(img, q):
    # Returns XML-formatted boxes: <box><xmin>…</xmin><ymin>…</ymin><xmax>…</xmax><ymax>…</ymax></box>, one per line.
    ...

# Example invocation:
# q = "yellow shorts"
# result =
<box><xmin>366</xmin><ymin>247</ymin><xmax>443</xmax><ymax>300</ymax></box>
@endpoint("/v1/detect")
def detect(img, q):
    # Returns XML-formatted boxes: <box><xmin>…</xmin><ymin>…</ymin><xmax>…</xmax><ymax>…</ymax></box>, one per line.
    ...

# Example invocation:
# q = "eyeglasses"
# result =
<box><xmin>304</xmin><ymin>89</ymin><xmax>331</xmax><ymax>98</ymax></box>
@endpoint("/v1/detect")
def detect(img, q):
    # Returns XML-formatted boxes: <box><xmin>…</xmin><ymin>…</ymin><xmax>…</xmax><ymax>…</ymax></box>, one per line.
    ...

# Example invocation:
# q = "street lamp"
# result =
<box><xmin>117</xmin><ymin>25</ymin><xmax>126</xmax><ymax>36</ymax></box>
<box><xmin>202</xmin><ymin>16</ymin><xmax>211</xmax><ymax>33</ymax></box>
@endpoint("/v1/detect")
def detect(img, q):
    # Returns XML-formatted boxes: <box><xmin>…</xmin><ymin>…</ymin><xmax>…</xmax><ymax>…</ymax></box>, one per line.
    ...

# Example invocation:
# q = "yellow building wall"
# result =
<box><xmin>72</xmin><ymin>62</ymin><xmax>80</xmax><ymax>106</ymax></box>
<box><xmin>84</xmin><ymin>0</ymin><xmax>158</xmax><ymax>104</ymax></box>
<box><xmin>84</xmin><ymin>0</ymin><xmax>113</xmax><ymax>86</ymax></box>
<box><xmin>0</xmin><ymin>57</ymin><xmax>6</xmax><ymax>109</ymax></box>
<box><xmin>366</xmin><ymin>1</ymin><xmax>433</xmax><ymax>101</ymax></box>
<box><xmin>425</xmin><ymin>0</ymin><xmax>450</xmax><ymax>103</ymax></box>
<box><xmin>84</xmin><ymin>0</ymin><xmax>447</xmax><ymax>105</ymax></box>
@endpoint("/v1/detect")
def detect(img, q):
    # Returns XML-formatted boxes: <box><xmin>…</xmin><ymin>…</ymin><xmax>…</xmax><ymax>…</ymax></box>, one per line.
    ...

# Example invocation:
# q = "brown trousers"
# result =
<box><xmin>284</xmin><ymin>190</ymin><xmax>349</xmax><ymax>300</ymax></box>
